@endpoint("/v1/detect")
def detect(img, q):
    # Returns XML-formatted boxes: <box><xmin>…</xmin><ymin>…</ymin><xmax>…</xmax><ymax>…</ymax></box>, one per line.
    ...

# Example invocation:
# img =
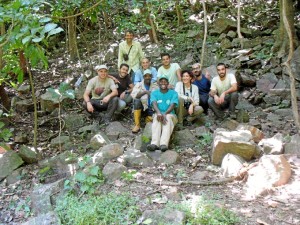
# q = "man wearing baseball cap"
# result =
<box><xmin>131</xmin><ymin>69</ymin><xmax>158</xmax><ymax>133</ymax></box>
<box><xmin>83</xmin><ymin>65</ymin><xmax>119</xmax><ymax>124</ymax></box>
<box><xmin>147</xmin><ymin>75</ymin><xmax>178</xmax><ymax>152</ymax></box>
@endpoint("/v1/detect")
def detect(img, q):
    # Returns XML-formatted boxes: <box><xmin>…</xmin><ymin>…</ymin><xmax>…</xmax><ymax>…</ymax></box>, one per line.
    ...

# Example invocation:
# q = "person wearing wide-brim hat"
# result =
<box><xmin>131</xmin><ymin>69</ymin><xmax>158</xmax><ymax>134</ymax></box>
<box><xmin>83</xmin><ymin>65</ymin><xmax>119</xmax><ymax>124</ymax></box>
<box><xmin>147</xmin><ymin>75</ymin><xmax>178</xmax><ymax>152</ymax></box>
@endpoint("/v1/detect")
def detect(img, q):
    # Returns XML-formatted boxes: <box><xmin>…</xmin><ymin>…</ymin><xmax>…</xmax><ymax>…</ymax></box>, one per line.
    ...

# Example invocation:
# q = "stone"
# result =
<box><xmin>186</xmin><ymin>29</ymin><xmax>200</xmax><ymax>38</ymax></box>
<box><xmin>173</xmin><ymin>129</ymin><xmax>196</xmax><ymax>147</ymax></box>
<box><xmin>14</xmin><ymin>132</ymin><xmax>29</xmax><ymax>143</ymax></box>
<box><xmin>256</xmin><ymin>73</ymin><xmax>278</xmax><ymax>93</ymax></box>
<box><xmin>140</xmin><ymin>209</ymin><xmax>185</xmax><ymax>225</ymax></box>
<box><xmin>227</xmin><ymin>30</ymin><xmax>237</xmax><ymax>39</ymax></box>
<box><xmin>166</xmin><ymin>187</ymin><xmax>181</xmax><ymax>201</ymax></box>
<box><xmin>245</xmin><ymin>155</ymin><xmax>291</xmax><ymax>198</ymax></box>
<box><xmin>123</xmin><ymin>149</ymin><xmax>154</xmax><ymax>167</ymax></box>
<box><xmin>92</xmin><ymin>143</ymin><xmax>124</xmax><ymax>167</ymax></box>
<box><xmin>211</xmin><ymin>18</ymin><xmax>236</xmax><ymax>34</ymax></box>
<box><xmin>221</xmin><ymin>153</ymin><xmax>246</xmax><ymax>177</ymax></box>
<box><xmin>241</xmin><ymin>74</ymin><xmax>256</xmax><ymax>87</ymax></box>
<box><xmin>102</xmin><ymin>162</ymin><xmax>126</xmax><ymax>181</ymax></box>
<box><xmin>78</xmin><ymin>124</ymin><xmax>99</xmax><ymax>133</ymax></box>
<box><xmin>274</xmin><ymin>109</ymin><xmax>293</xmax><ymax>119</ymax></box>
<box><xmin>236</xmin><ymin>124</ymin><xmax>264</xmax><ymax>143</ymax></box>
<box><xmin>0</xmin><ymin>150</ymin><xmax>24</xmax><ymax>180</ymax></box>
<box><xmin>90</xmin><ymin>132</ymin><xmax>110</xmax><ymax>150</ymax></box>
<box><xmin>243</xmin><ymin>37</ymin><xmax>263</xmax><ymax>48</ymax></box>
<box><xmin>6</xmin><ymin>167</ymin><xmax>23</xmax><ymax>185</ymax></box>
<box><xmin>194</xmin><ymin>126</ymin><xmax>210</xmax><ymax>138</ymax></box>
<box><xmin>31</xmin><ymin>179</ymin><xmax>64</xmax><ymax>215</ymax></box>
<box><xmin>290</xmin><ymin>46</ymin><xmax>300</xmax><ymax>81</ymax></box>
<box><xmin>180</xmin><ymin>53</ymin><xmax>194</xmax><ymax>68</ymax></box>
<box><xmin>50</xmin><ymin>136</ymin><xmax>70</xmax><ymax>148</ymax></box>
<box><xmin>284</xmin><ymin>134</ymin><xmax>300</xmax><ymax>155</ymax></box>
<box><xmin>220</xmin><ymin>38</ymin><xmax>232</xmax><ymax>49</ymax></box>
<box><xmin>74</xmin><ymin>85</ymin><xmax>86</xmax><ymax>100</ymax></box>
<box><xmin>190</xmin><ymin>170</ymin><xmax>212</xmax><ymax>181</ymax></box>
<box><xmin>221</xmin><ymin>119</ymin><xmax>239</xmax><ymax>131</ymax></box>
<box><xmin>15</xmin><ymin>99</ymin><xmax>34</xmax><ymax>112</ymax></box>
<box><xmin>269</xmin><ymin>89</ymin><xmax>291</xmax><ymax>99</ymax></box>
<box><xmin>18</xmin><ymin>145</ymin><xmax>41</xmax><ymax>164</ymax></box>
<box><xmin>40</xmin><ymin>91</ymin><xmax>60</xmax><ymax>112</ymax></box>
<box><xmin>105</xmin><ymin>121</ymin><xmax>128</xmax><ymax>140</ymax></box>
<box><xmin>159</xmin><ymin>150</ymin><xmax>180</xmax><ymax>165</ymax></box>
<box><xmin>17</xmin><ymin>84</ymin><xmax>30</xmax><ymax>94</ymax></box>
<box><xmin>133</xmin><ymin>134</ymin><xmax>143</xmax><ymax>151</ymax></box>
<box><xmin>21</xmin><ymin>211</ymin><xmax>61</xmax><ymax>225</ymax></box>
<box><xmin>211</xmin><ymin>129</ymin><xmax>258</xmax><ymax>165</ymax></box>
<box><xmin>258</xmin><ymin>133</ymin><xmax>284</xmax><ymax>155</ymax></box>
<box><xmin>235</xmin><ymin>99</ymin><xmax>255</xmax><ymax>111</ymax></box>
<box><xmin>64</xmin><ymin>114</ymin><xmax>86</xmax><ymax>132</ymax></box>
<box><xmin>263</xmin><ymin>95</ymin><xmax>281</xmax><ymax>105</ymax></box>
<box><xmin>236</xmin><ymin>109</ymin><xmax>250</xmax><ymax>123</ymax></box>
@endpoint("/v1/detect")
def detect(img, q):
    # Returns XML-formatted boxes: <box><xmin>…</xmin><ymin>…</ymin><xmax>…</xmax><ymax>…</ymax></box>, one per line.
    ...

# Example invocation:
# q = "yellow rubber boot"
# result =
<box><xmin>145</xmin><ymin>116</ymin><xmax>153</xmax><ymax>123</ymax></box>
<box><xmin>132</xmin><ymin>109</ymin><xmax>142</xmax><ymax>133</ymax></box>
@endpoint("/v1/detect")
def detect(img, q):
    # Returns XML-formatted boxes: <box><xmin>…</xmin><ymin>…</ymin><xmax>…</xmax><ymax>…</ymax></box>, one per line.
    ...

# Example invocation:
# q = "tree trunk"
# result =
<box><xmin>282</xmin><ymin>0</ymin><xmax>300</xmax><ymax>131</ymax></box>
<box><xmin>67</xmin><ymin>16</ymin><xmax>78</xmax><ymax>60</ymax></box>
<box><xmin>0</xmin><ymin>23</ymin><xmax>10</xmax><ymax>113</ymax></box>
<box><xmin>273</xmin><ymin>0</ymin><xmax>298</xmax><ymax>57</ymax></box>
<box><xmin>141</xmin><ymin>2</ymin><xmax>159</xmax><ymax>43</ymax></box>
<box><xmin>175</xmin><ymin>0</ymin><xmax>184</xmax><ymax>26</ymax></box>
<box><xmin>200</xmin><ymin>0</ymin><xmax>207</xmax><ymax>70</ymax></box>
<box><xmin>19</xmin><ymin>50</ymin><xmax>28</xmax><ymax>77</ymax></box>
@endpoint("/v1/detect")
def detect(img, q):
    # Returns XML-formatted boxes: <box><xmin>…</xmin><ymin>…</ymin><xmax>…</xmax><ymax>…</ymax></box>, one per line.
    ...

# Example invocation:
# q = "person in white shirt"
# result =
<box><xmin>208</xmin><ymin>63</ymin><xmax>238</xmax><ymax>119</ymax></box>
<box><xmin>157</xmin><ymin>53</ymin><xmax>181</xmax><ymax>89</ymax></box>
<box><xmin>175</xmin><ymin>70</ymin><xmax>203</xmax><ymax>125</ymax></box>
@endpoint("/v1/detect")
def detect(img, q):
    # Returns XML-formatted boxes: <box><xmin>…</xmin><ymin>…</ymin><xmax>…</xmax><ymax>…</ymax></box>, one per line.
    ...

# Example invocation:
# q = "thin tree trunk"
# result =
<box><xmin>0</xmin><ymin>23</ymin><xmax>10</xmax><ymax>113</ymax></box>
<box><xmin>200</xmin><ymin>0</ymin><xmax>207</xmax><ymax>70</ymax></box>
<box><xmin>148</xmin><ymin>14</ymin><xmax>159</xmax><ymax>44</ymax></box>
<box><xmin>282</xmin><ymin>0</ymin><xmax>300</xmax><ymax>131</ymax></box>
<box><xmin>237</xmin><ymin>0</ymin><xmax>244</xmax><ymax>48</ymax></box>
<box><xmin>68</xmin><ymin>16</ymin><xmax>78</xmax><ymax>60</ymax></box>
<box><xmin>26</xmin><ymin>60</ymin><xmax>38</xmax><ymax>149</ymax></box>
<box><xmin>141</xmin><ymin>2</ymin><xmax>159</xmax><ymax>43</ymax></box>
<box><xmin>175</xmin><ymin>0</ymin><xmax>184</xmax><ymax>26</ymax></box>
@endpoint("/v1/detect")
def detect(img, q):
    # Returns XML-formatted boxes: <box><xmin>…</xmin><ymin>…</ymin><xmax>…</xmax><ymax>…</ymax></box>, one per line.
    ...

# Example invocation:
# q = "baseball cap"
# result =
<box><xmin>143</xmin><ymin>69</ymin><xmax>152</xmax><ymax>76</ymax></box>
<box><xmin>158</xmin><ymin>75</ymin><xmax>169</xmax><ymax>81</ymax></box>
<box><xmin>94</xmin><ymin>65</ymin><xmax>108</xmax><ymax>71</ymax></box>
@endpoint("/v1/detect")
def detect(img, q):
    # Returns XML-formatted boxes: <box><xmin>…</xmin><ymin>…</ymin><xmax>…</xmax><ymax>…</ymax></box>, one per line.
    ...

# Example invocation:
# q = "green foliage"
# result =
<box><xmin>47</xmin><ymin>82</ymin><xmax>75</xmax><ymax>102</ymax></box>
<box><xmin>121</xmin><ymin>170</ymin><xmax>137</xmax><ymax>181</ymax></box>
<box><xmin>55</xmin><ymin>192</ymin><xmax>140</xmax><ymax>225</ymax></box>
<box><xmin>64</xmin><ymin>156</ymin><xmax>104</xmax><ymax>194</ymax></box>
<box><xmin>167</xmin><ymin>196</ymin><xmax>240</xmax><ymax>225</ymax></box>
<box><xmin>38</xmin><ymin>166</ymin><xmax>54</xmax><ymax>183</ymax></box>
<box><xmin>0</xmin><ymin>122</ymin><xmax>12</xmax><ymax>142</ymax></box>
<box><xmin>16</xmin><ymin>197</ymin><xmax>32</xmax><ymax>218</ymax></box>
<box><xmin>142</xmin><ymin>135</ymin><xmax>150</xmax><ymax>143</ymax></box>
<box><xmin>197</xmin><ymin>132</ymin><xmax>213</xmax><ymax>149</ymax></box>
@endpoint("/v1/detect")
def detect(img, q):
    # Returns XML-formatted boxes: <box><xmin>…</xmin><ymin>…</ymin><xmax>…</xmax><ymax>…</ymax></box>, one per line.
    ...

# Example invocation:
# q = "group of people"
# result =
<box><xmin>83</xmin><ymin>30</ymin><xmax>239</xmax><ymax>152</ymax></box>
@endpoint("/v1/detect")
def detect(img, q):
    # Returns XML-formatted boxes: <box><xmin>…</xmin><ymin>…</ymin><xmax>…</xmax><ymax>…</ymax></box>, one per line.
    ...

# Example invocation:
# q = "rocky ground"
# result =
<box><xmin>1</xmin><ymin>10</ymin><xmax>300</xmax><ymax>224</ymax></box>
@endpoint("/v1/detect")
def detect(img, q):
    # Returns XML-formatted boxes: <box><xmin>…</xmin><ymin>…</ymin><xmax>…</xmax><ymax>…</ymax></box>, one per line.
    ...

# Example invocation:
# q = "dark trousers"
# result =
<box><xmin>208</xmin><ymin>92</ymin><xmax>238</xmax><ymax>118</ymax></box>
<box><xmin>83</xmin><ymin>96</ymin><xmax>119</xmax><ymax>120</ymax></box>
<box><xmin>200</xmin><ymin>94</ymin><xmax>209</xmax><ymax>114</ymax></box>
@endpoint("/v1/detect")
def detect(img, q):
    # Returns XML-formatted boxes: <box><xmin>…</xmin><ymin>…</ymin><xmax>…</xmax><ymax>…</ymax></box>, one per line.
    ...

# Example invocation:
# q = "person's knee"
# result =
<box><xmin>133</xmin><ymin>99</ymin><xmax>143</xmax><ymax>110</ymax></box>
<box><xmin>231</xmin><ymin>92</ymin><xmax>238</xmax><ymax>100</ymax></box>
<box><xmin>208</xmin><ymin>97</ymin><xmax>214</xmax><ymax>106</ymax></box>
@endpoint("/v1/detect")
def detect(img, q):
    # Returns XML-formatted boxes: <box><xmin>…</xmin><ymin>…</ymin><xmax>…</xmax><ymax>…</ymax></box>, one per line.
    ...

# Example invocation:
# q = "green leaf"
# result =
<box><xmin>47</xmin><ymin>27</ymin><xmax>64</xmax><ymax>37</ymax></box>
<box><xmin>89</xmin><ymin>166</ymin><xmax>99</xmax><ymax>176</ymax></box>
<box><xmin>80</xmin><ymin>185</ymin><xmax>89</xmax><ymax>193</ymax></box>
<box><xmin>78</xmin><ymin>160</ymin><xmax>85</xmax><ymax>168</ymax></box>
<box><xmin>43</xmin><ymin>23</ymin><xmax>58</xmax><ymax>33</ymax></box>
<box><xmin>75</xmin><ymin>171</ymin><xmax>86</xmax><ymax>182</ymax></box>
<box><xmin>22</xmin><ymin>36</ymin><xmax>31</xmax><ymax>44</ymax></box>
<box><xmin>47</xmin><ymin>88</ymin><xmax>61</xmax><ymax>99</ymax></box>
<box><xmin>32</xmin><ymin>36</ymin><xmax>44</xmax><ymax>43</ymax></box>
<box><xmin>143</xmin><ymin>218</ymin><xmax>152</xmax><ymax>224</ymax></box>
<box><xmin>62</xmin><ymin>89</ymin><xmax>75</xmax><ymax>99</ymax></box>
<box><xmin>17</xmin><ymin>71</ymin><xmax>24</xmax><ymax>84</ymax></box>
<box><xmin>0</xmin><ymin>122</ymin><xmax>4</xmax><ymax>129</ymax></box>
<box><xmin>39</xmin><ymin>17</ymin><xmax>51</xmax><ymax>23</ymax></box>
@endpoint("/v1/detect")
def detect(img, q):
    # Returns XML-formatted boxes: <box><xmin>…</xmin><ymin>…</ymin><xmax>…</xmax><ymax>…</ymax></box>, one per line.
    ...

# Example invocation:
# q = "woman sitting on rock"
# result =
<box><xmin>175</xmin><ymin>70</ymin><xmax>203</xmax><ymax>126</ymax></box>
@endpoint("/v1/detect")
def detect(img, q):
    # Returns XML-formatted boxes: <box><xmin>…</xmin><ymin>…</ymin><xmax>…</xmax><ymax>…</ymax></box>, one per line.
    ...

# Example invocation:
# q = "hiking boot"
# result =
<box><xmin>160</xmin><ymin>145</ymin><xmax>168</xmax><ymax>152</ymax></box>
<box><xmin>147</xmin><ymin>144</ymin><xmax>159</xmax><ymax>151</ymax></box>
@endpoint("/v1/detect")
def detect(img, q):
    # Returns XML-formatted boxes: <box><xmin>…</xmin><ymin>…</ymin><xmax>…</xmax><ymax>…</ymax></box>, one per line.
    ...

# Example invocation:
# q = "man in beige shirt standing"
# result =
<box><xmin>118</xmin><ymin>30</ymin><xmax>144</xmax><ymax>82</ymax></box>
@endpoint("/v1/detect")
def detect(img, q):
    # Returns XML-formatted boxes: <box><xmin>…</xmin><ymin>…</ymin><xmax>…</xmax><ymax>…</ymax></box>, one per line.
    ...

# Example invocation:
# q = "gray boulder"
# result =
<box><xmin>18</xmin><ymin>145</ymin><xmax>41</xmax><ymax>164</ymax></box>
<box><xmin>0</xmin><ymin>150</ymin><xmax>24</xmax><ymax>180</ymax></box>
<box><xmin>139</xmin><ymin>209</ymin><xmax>185</xmax><ymax>225</ymax></box>
<box><xmin>123</xmin><ymin>149</ymin><xmax>154</xmax><ymax>167</ymax></box>
<box><xmin>102</xmin><ymin>162</ymin><xmax>126</xmax><ymax>181</ymax></box>
<box><xmin>90</xmin><ymin>132</ymin><xmax>110</xmax><ymax>150</ymax></box>
<box><xmin>92</xmin><ymin>143</ymin><xmax>124</xmax><ymax>167</ymax></box>
<box><xmin>159</xmin><ymin>150</ymin><xmax>180</xmax><ymax>165</ymax></box>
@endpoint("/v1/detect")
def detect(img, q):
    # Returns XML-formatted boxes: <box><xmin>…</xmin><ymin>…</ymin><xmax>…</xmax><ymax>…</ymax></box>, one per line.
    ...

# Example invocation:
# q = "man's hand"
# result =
<box><xmin>219</xmin><ymin>92</ymin><xmax>226</xmax><ymax>104</ymax></box>
<box><xmin>102</xmin><ymin>95</ymin><xmax>111</xmax><ymax>103</ymax></box>
<box><xmin>214</xmin><ymin>95</ymin><xmax>221</xmax><ymax>105</ymax></box>
<box><xmin>157</xmin><ymin>113</ymin><xmax>164</xmax><ymax>123</ymax></box>
<box><xmin>120</xmin><ymin>91</ymin><xmax>126</xmax><ymax>100</ymax></box>
<box><xmin>87</xmin><ymin>102</ymin><xmax>94</xmax><ymax>113</ymax></box>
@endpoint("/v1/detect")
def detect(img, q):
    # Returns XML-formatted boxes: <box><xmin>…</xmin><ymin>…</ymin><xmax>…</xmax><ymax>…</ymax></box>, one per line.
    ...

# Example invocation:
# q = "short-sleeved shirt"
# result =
<box><xmin>210</xmin><ymin>73</ymin><xmax>237</xmax><ymax>95</ymax></box>
<box><xmin>85</xmin><ymin>76</ymin><xmax>116</xmax><ymax>100</ymax></box>
<box><xmin>150</xmin><ymin>89</ymin><xmax>178</xmax><ymax>114</ymax></box>
<box><xmin>134</xmin><ymin>67</ymin><xmax>158</xmax><ymax>84</ymax></box>
<box><xmin>157</xmin><ymin>63</ymin><xmax>181</xmax><ymax>87</ymax></box>
<box><xmin>112</xmin><ymin>74</ymin><xmax>133</xmax><ymax>96</ymax></box>
<box><xmin>193</xmin><ymin>74</ymin><xmax>211</xmax><ymax>96</ymax></box>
